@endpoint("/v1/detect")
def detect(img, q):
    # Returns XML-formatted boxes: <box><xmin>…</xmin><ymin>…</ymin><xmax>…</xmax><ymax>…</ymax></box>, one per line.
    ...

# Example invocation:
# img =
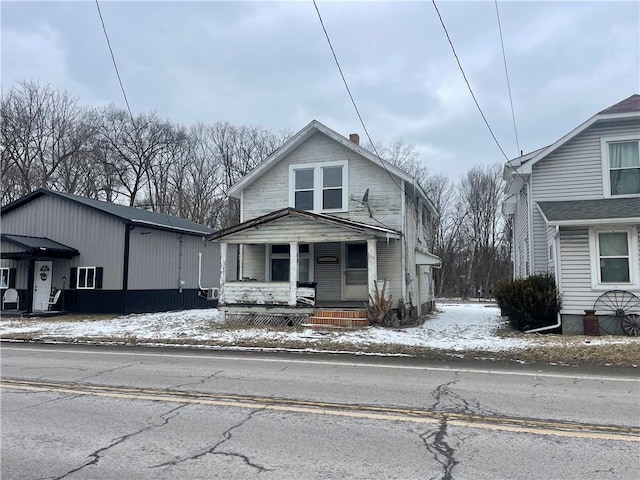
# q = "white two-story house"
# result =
<box><xmin>208</xmin><ymin>120</ymin><xmax>440</xmax><ymax>326</ymax></box>
<box><xmin>503</xmin><ymin>94</ymin><xmax>640</xmax><ymax>335</ymax></box>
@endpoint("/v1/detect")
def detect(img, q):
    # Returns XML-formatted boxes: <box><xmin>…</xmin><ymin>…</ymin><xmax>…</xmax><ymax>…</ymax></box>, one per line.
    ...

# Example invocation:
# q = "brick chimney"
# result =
<box><xmin>349</xmin><ymin>133</ymin><xmax>360</xmax><ymax>145</ymax></box>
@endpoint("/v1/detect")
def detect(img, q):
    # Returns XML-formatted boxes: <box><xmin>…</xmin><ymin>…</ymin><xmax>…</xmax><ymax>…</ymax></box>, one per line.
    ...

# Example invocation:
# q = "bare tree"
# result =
<box><xmin>459</xmin><ymin>163</ymin><xmax>505</xmax><ymax>296</ymax></box>
<box><xmin>1</xmin><ymin>81</ymin><xmax>93</xmax><ymax>203</ymax></box>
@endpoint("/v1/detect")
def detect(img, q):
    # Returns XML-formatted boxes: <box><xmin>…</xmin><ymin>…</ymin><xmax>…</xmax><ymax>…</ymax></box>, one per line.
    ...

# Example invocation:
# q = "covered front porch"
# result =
<box><xmin>207</xmin><ymin>208</ymin><xmax>403</xmax><ymax>324</ymax></box>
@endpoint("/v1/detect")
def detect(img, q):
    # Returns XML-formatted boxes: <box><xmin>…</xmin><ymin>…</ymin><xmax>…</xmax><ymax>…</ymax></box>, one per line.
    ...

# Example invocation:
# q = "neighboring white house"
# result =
<box><xmin>207</xmin><ymin>120</ymin><xmax>440</xmax><ymax>326</ymax></box>
<box><xmin>503</xmin><ymin>94</ymin><xmax>640</xmax><ymax>334</ymax></box>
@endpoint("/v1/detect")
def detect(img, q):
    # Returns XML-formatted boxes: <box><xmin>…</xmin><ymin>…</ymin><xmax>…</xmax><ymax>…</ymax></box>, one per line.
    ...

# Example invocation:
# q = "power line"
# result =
<box><xmin>95</xmin><ymin>0</ymin><xmax>135</xmax><ymax>125</ymax></box>
<box><xmin>494</xmin><ymin>0</ymin><xmax>520</xmax><ymax>156</ymax></box>
<box><xmin>312</xmin><ymin>0</ymin><xmax>404</xmax><ymax>193</ymax></box>
<box><xmin>431</xmin><ymin>0</ymin><xmax>509</xmax><ymax>162</ymax></box>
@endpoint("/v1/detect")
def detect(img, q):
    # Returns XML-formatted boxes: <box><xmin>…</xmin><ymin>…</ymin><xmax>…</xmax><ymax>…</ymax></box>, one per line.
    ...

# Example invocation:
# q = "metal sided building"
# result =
<box><xmin>1</xmin><ymin>189</ymin><xmax>233</xmax><ymax>314</ymax></box>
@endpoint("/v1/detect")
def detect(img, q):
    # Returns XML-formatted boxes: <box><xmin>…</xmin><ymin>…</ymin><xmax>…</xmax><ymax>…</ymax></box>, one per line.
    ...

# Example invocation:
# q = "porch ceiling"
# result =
<box><xmin>207</xmin><ymin>208</ymin><xmax>402</xmax><ymax>244</ymax></box>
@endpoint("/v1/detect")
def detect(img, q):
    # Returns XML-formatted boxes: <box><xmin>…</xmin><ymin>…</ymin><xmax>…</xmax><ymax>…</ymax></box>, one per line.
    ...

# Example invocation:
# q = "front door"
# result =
<box><xmin>32</xmin><ymin>260</ymin><xmax>52</xmax><ymax>311</ymax></box>
<box><xmin>343</xmin><ymin>242</ymin><xmax>368</xmax><ymax>300</ymax></box>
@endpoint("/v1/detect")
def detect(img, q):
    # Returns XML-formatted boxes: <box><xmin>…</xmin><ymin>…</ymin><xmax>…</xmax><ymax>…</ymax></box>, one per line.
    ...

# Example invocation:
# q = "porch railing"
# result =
<box><xmin>223</xmin><ymin>281</ymin><xmax>315</xmax><ymax>306</ymax></box>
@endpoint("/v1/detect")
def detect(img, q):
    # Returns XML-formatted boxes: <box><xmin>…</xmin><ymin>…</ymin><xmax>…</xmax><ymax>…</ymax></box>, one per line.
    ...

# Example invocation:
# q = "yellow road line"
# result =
<box><xmin>2</xmin><ymin>378</ymin><xmax>639</xmax><ymax>443</ymax></box>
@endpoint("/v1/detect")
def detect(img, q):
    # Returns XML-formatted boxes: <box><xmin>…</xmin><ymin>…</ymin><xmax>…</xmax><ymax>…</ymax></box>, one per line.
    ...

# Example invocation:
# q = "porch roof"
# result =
<box><xmin>206</xmin><ymin>208</ymin><xmax>402</xmax><ymax>243</ymax></box>
<box><xmin>1</xmin><ymin>234</ymin><xmax>80</xmax><ymax>259</ymax></box>
<box><xmin>537</xmin><ymin>198</ymin><xmax>640</xmax><ymax>226</ymax></box>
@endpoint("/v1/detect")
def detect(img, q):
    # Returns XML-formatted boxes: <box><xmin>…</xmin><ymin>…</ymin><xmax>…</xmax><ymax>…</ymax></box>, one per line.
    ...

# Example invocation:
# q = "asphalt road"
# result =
<box><xmin>1</xmin><ymin>342</ymin><xmax>639</xmax><ymax>480</ymax></box>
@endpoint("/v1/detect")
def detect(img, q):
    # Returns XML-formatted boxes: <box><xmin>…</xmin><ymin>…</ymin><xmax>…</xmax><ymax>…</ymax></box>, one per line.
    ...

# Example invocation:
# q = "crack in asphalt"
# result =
<box><xmin>151</xmin><ymin>407</ymin><xmax>273</xmax><ymax>473</ymax></box>
<box><xmin>168</xmin><ymin>370</ymin><xmax>223</xmax><ymax>391</ymax></box>
<box><xmin>51</xmin><ymin>404</ymin><xmax>186</xmax><ymax>480</ymax></box>
<box><xmin>9</xmin><ymin>393</ymin><xmax>82</xmax><ymax>412</ymax></box>
<box><xmin>420</xmin><ymin>422</ymin><xmax>458</xmax><ymax>480</ymax></box>
<box><xmin>75</xmin><ymin>363</ymin><xmax>138</xmax><ymax>383</ymax></box>
<box><xmin>420</xmin><ymin>376</ymin><xmax>461</xmax><ymax>480</ymax></box>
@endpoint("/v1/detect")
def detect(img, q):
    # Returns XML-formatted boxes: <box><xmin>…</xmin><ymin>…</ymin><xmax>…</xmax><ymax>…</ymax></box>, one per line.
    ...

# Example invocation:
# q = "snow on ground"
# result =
<box><xmin>1</xmin><ymin>302</ymin><xmax>637</xmax><ymax>352</ymax></box>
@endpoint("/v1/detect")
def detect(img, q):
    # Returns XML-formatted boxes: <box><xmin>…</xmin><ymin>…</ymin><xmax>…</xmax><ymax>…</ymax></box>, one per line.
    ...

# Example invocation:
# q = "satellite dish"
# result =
<box><xmin>361</xmin><ymin>188</ymin><xmax>369</xmax><ymax>204</ymax></box>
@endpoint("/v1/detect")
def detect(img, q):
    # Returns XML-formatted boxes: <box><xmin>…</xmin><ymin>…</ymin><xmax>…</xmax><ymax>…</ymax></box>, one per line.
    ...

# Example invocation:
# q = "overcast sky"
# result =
<box><xmin>2</xmin><ymin>1</ymin><xmax>639</xmax><ymax>180</ymax></box>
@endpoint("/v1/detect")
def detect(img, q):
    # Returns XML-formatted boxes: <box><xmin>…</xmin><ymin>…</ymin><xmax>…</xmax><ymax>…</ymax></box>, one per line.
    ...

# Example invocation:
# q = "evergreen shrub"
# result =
<box><xmin>494</xmin><ymin>273</ymin><xmax>562</xmax><ymax>332</ymax></box>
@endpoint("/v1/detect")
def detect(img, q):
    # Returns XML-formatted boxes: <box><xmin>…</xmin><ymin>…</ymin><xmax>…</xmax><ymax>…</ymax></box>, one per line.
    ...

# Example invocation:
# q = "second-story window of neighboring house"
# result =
<box><xmin>290</xmin><ymin>161</ymin><xmax>348</xmax><ymax>212</ymax></box>
<box><xmin>606</xmin><ymin>140</ymin><xmax>640</xmax><ymax>196</ymax></box>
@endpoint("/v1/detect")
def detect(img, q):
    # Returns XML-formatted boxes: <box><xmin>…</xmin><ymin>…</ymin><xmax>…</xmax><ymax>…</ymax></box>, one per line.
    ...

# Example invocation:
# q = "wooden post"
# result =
<box><xmin>289</xmin><ymin>241</ymin><xmax>298</xmax><ymax>306</ymax></box>
<box><xmin>220</xmin><ymin>242</ymin><xmax>227</xmax><ymax>304</ymax></box>
<box><xmin>367</xmin><ymin>238</ymin><xmax>377</xmax><ymax>302</ymax></box>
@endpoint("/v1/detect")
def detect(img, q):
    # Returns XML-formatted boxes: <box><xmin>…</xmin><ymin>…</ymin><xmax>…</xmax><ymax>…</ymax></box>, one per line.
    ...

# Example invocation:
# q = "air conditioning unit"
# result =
<box><xmin>207</xmin><ymin>287</ymin><xmax>220</xmax><ymax>301</ymax></box>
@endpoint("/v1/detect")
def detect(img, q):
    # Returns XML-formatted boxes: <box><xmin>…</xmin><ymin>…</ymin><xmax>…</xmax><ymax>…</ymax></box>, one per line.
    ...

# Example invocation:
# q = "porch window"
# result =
<box><xmin>589</xmin><ymin>227</ymin><xmax>639</xmax><ymax>289</ymax></box>
<box><xmin>289</xmin><ymin>161</ymin><xmax>348</xmax><ymax>212</ymax></box>
<box><xmin>269</xmin><ymin>244</ymin><xmax>312</xmax><ymax>282</ymax></box>
<box><xmin>602</xmin><ymin>137</ymin><xmax>640</xmax><ymax>197</ymax></box>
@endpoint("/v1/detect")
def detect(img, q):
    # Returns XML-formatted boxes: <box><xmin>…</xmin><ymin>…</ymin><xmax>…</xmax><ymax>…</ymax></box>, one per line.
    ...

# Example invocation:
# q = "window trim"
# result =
<box><xmin>588</xmin><ymin>226</ymin><xmax>639</xmax><ymax>290</ymax></box>
<box><xmin>77</xmin><ymin>266</ymin><xmax>97</xmax><ymax>290</ymax></box>
<box><xmin>600</xmin><ymin>135</ymin><xmax>640</xmax><ymax>198</ymax></box>
<box><xmin>289</xmin><ymin>160</ymin><xmax>348</xmax><ymax>213</ymax></box>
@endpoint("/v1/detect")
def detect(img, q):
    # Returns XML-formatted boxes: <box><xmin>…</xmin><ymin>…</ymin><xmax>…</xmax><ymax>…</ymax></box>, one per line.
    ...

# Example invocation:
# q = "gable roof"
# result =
<box><xmin>537</xmin><ymin>198</ymin><xmax>640</xmax><ymax>225</ymax></box>
<box><xmin>599</xmin><ymin>94</ymin><xmax>640</xmax><ymax>114</ymax></box>
<box><xmin>227</xmin><ymin>119</ymin><xmax>438</xmax><ymax>216</ymax></box>
<box><xmin>1</xmin><ymin>189</ymin><xmax>214</xmax><ymax>236</ymax></box>
<box><xmin>1</xmin><ymin>234</ymin><xmax>80</xmax><ymax>259</ymax></box>
<box><xmin>206</xmin><ymin>207</ymin><xmax>402</xmax><ymax>242</ymax></box>
<box><xmin>510</xmin><ymin>94</ymin><xmax>640</xmax><ymax>175</ymax></box>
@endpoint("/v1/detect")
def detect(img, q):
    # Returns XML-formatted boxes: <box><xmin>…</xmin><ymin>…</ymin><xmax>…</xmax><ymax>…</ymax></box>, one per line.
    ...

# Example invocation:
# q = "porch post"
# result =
<box><xmin>367</xmin><ymin>238</ymin><xmax>377</xmax><ymax>302</ymax></box>
<box><xmin>219</xmin><ymin>242</ymin><xmax>227</xmax><ymax>304</ymax></box>
<box><xmin>289</xmin><ymin>241</ymin><xmax>298</xmax><ymax>306</ymax></box>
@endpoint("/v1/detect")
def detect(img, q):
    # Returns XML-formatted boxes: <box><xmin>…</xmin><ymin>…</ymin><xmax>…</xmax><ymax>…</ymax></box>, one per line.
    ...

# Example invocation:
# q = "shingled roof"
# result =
<box><xmin>1</xmin><ymin>189</ymin><xmax>215</xmax><ymax>236</ymax></box>
<box><xmin>598</xmin><ymin>94</ymin><xmax>640</xmax><ymax>115</ymax></box>
<box><xmin>537</xmin><ymin>198</ymin><xmax>640</xmax><ymax>224</ymax></box>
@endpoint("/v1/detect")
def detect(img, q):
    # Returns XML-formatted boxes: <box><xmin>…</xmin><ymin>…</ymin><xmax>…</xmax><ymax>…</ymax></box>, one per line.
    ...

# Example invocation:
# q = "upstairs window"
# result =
<box><xmin>602</xmin><ymin>137</ymin><xmax>640</xmax><ymax>197</ymax></box>
<box><xmin>289</xmin><ymin>161</ymin><xmax>348</xmax><ymax>212</ymax></box>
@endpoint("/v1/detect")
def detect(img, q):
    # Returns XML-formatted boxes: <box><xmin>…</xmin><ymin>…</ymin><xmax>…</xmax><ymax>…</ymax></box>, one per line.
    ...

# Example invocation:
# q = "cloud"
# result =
<box><xmin>1</xmin><ymin>26</ymin><xmax>67</xmax><ymax>86</ymax></box>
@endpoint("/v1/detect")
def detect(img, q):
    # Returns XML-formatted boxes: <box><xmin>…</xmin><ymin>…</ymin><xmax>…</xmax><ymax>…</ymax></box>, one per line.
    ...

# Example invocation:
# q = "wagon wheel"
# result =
<box><xmin>593</xmin><ymin>290</ymin><xmax>640</xmax><ymax>336</ymax></box>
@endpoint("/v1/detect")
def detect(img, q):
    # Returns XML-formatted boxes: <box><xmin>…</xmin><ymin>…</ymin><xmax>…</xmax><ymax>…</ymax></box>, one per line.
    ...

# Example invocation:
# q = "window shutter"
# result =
<box><xmin>9</xmin><ymin>268</ymin><xmax>16</xmax><ymax>288</ymax></box>
<box><xmin>95</xmin><ymin>267</ymin><xmax>103</xmax><ymax>289</ymax></box>
<box><xmin>70</xmin><ymin>268</ymin><xmax>77</xmax><ymax>289</ymax></box>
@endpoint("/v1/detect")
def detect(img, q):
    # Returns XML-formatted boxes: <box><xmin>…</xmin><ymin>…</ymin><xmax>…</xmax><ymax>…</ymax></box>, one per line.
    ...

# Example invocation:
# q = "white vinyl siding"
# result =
<box><xmin>559</xmin><ymin>226</ymin><xmax>640</xmax><ymax>315</ymax></box>
<box><xmin>512</xmin><ymin>189</ymin><xmax>529</xmax><ymax>278</ymax></box>
<box><xmin>558</xmin><ymin>227</ymin><xmax>594</xmax><ymax>314</ymax></box>
<box><xmin>242</xmin><ymin>132</ymin><xmax>404</xmax><ymax>229</ymax></box>
<box><xmin>532</xmin><ymin>120</ymin><xmax>640</xmax><ymax>201</ymax></box>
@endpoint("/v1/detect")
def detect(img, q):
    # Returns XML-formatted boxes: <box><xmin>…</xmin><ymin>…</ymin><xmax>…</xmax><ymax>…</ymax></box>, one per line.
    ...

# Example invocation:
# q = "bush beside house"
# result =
<box><xmin>494</xmin><ymin>274</ymin><xmax>562</xmax><ymax>332</ymax></box>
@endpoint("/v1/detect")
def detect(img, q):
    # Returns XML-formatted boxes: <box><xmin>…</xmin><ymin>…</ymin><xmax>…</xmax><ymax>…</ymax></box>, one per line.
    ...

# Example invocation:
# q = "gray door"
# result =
<box><xmin>32</xmin><ymin>261</ymin><xmax>52</xmax><ymax>311</ymax></box>
<box><xmin>342</xmin><ymin>242</ymin><xmax>368</xmax><ymax>300</ymax></box>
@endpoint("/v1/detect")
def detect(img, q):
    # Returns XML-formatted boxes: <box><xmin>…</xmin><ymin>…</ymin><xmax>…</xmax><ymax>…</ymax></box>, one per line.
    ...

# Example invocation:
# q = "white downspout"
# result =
<box><xmin>526</xmin><ymin>225</ymin><xmax>562</xmax><ymax>334</ymax></box>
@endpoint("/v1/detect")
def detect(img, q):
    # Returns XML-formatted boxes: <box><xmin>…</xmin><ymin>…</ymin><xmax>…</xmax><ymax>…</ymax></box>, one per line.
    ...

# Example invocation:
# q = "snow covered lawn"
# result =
<box><xmin>2</xmin><ymin>302</ymin><xmax>638</xmax><ymax>362</ymax></box>
<box><xmin>0</xmin><ymin>303</ymin><xmax>636</xmax><ymax>352</ymax></box>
